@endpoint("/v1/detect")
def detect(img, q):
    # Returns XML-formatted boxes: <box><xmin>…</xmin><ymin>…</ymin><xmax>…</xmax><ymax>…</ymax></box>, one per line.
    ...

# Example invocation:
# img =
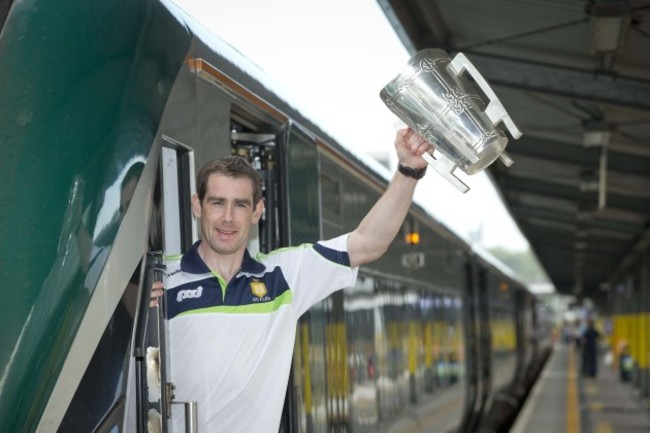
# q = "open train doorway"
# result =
<box><xmin>143</xmin><ymin>142</ymin><xmax>287</xmax><ymax>429</ymax></box>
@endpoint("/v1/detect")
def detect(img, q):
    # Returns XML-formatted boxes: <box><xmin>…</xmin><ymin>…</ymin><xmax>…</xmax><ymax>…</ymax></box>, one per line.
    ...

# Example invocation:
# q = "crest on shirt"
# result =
<box><xmin>250</xmin><ymin>281</ymin><xmax>268</xmax><ymax>298</ymax></box>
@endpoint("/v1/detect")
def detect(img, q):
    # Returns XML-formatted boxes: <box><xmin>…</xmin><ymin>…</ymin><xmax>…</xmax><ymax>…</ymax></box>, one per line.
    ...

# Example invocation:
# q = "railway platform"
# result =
<box><xmin>511</xmin><ymin>344</ymin><xmax>650</xmax><ymax>433</ymax></box>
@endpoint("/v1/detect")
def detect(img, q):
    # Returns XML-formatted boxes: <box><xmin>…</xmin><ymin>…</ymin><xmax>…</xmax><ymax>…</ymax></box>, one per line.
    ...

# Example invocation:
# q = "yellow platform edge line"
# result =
<box><xmin>566</xmin><ymin>348</ymin><xmax>581</xmax><ymax>433</ymax></box>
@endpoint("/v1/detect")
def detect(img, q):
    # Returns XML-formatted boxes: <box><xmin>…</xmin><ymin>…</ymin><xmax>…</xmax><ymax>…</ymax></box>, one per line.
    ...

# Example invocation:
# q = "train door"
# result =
<box><xmin>458</xmin><ymin>258</ymin><xmax>481</xmax><ymax>433</ymax></box>
<box><xmin>146</xmin><ymin>142</ymin><xmax>286</xmax><ymax>430</ymax></box>
<box><xmin>161</xmin><ymin>135</ymin><xmax>285</xmax><ymax>425</ymax></box>
<box><xmin>54</xmin><ymin>159</ymin><xmax>162</xmax><ymax>433</ymax></box>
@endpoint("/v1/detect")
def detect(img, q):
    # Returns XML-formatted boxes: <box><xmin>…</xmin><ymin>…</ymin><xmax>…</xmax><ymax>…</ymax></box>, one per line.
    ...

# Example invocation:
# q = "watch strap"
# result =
<box><xmin>397</xmin><ymin>162</ymin><xmax>427</xmax><ymax>180</ymax></box>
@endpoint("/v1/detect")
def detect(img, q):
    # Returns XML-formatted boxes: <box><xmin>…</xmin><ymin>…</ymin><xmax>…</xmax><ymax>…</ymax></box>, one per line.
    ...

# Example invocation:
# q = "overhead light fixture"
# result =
<box><xmin>582</xmin><ymin>120</ymin><xmax>610</xmax><ymax>147</ymax></box>
<box><xmin>590</xmin><ymin>16</ymin><xmax>626</xmax><ymax>52</ymax></box>
<box><xmin>573</xmin><ymin>241</ymin><xmax>588</xmax><ymax>251</ymax></box>
<box><xmin>580</xmin><ymin>119</ymin><xmax>609</xmax><ymax>209</ymax></box>
<box><xmin>586</xmin><ymin>0</ymin><xmax>632</xmax><ymax>52</ymax></box>
<box><xmin>598</xmin><ymin>143</ymin><xmax>608</xmax><ymax>210</ymax></box>
<box><xmin>572</xmin><ymin>275</ymin><xmax>583</xmax><ymax>294</ymax></box>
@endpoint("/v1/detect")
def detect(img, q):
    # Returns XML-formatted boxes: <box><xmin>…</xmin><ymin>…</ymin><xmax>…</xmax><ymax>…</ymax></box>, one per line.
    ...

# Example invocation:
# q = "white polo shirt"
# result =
<box><xmin>164</xmin><ymin>234</ymin><xmax>358</xmax><ymax>433</ymax></box>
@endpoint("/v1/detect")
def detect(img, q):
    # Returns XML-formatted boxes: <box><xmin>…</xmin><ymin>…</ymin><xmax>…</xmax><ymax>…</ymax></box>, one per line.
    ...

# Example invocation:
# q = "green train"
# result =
<box><xmin>0</xmin><ymin>0</ymin><xmax>552</xmax><ymax>432</ymax></box>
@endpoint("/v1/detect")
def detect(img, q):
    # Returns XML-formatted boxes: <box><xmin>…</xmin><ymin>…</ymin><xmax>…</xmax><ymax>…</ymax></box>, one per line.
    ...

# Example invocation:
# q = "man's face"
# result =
<box><xmin>192</xmin><ymin>173</ymin><xmax>264</xmax><ymax>257</ymax></box>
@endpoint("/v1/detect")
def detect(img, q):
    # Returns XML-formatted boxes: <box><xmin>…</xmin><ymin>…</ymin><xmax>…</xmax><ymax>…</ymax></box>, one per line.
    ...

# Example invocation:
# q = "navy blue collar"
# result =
<box><xmin>180</xmin><ymin>241</ymin><xmax>265</xmax><ymax>275</ymax></box>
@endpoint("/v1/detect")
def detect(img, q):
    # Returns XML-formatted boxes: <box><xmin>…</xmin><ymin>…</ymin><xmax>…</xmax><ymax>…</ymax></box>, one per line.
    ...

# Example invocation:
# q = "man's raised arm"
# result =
<box><xmin>347</xmin><ymin>128</ymin><xmax>433</xmax><ymax>268</ymax></box>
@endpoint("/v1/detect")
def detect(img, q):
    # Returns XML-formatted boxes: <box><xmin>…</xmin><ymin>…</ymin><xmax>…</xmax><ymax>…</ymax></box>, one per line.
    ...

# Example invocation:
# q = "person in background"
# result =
<box><xmin>581</xmin><ymin>318</ymin><xmax>601</xmax><ymax>378</ymax></box>
<box><xmin>573</xmin><ymin>319</ymin><xmax>582</xmax><ymax>350</ymax></box>
<box><xmin>151</xmin><ymin>127</ymin><xmax>432</xmax><ymax>433</ymax></box>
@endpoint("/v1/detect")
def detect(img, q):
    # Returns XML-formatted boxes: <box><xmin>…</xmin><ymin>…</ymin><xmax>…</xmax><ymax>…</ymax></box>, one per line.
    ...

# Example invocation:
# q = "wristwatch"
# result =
<box><xmin>397</xmin><ymin>162</ymin><xmax>427</xmax><ymax>180</ymax></box>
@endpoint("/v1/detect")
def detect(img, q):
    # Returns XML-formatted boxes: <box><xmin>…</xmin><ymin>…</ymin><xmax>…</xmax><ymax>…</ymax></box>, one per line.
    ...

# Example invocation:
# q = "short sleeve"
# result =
<box><xmin>266</xmin><ymin>233</ymin><xmax>358</xmax><ymax>317</ymax></box>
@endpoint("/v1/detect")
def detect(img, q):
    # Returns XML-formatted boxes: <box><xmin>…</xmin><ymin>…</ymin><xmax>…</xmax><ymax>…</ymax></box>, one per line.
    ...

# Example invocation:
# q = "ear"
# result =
<box><xmin>252</xmin><ymin>199</ymin><xmax>265</xmax><ymax>224</ymax></box>
<box><xmin>191</xmin><ymin>194</ymin><xmax>201</xmax><ymax>219</ymax></box>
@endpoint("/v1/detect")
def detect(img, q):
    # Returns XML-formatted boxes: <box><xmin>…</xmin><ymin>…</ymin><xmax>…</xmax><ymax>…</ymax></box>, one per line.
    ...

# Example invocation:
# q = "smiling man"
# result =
<box><xmin>192</xmin><ymin>163</ymin><xmax>265</xmax><ymax>278</ymax></box>
<box><xmin>156</xmin><ymin>127</ymin><xmax>432</xmax><ymax>433</ymax></box>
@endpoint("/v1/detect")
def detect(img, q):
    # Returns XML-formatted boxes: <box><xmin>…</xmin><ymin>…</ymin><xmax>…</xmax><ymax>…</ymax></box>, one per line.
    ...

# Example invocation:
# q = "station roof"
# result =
<box><xmin>377</xmin><ymin>0</ymin><xmax>650</xmax><ymax>303</ymax></box>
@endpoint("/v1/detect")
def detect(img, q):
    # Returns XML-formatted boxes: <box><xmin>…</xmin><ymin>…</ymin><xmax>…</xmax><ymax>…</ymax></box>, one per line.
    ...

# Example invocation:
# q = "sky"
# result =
<box><xmin>170</xmin><ymin>0</ymin><xmax>531</xmax><ymax>253</ymax></box>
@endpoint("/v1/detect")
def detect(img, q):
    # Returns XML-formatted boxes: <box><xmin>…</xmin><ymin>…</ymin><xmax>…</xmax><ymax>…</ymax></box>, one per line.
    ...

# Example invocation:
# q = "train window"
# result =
<box><xmin>344</xmin><ymin>276</ymin><xmax>380</xmax><ymax>428</ymax></box>
<box><xmin>160</xmin><ymin>137</ymin><xmax>195</xmax><ymax>254</ymax></box>
<box><xmin>324</xmin><ymin>291</ymin><xmax>349</xmax><ymax>429</ymax></box>
<box><xmin>320</xmin><ymin>174</ymin><xmax>341</xmax><ymax>217</ymax></box>
<box><xmin>286</xmin><ymin>129</ymin><xmax>321</xmax><ymax>244</ymax></box>
<box><xmin>374</xmin><ymin>284</ymin><xmax>410</xmax><ymax>416</ymax></box>
<box><xmin>293</xmin><ymin>306</ymin><xmax>329</xmax><ymax>433</ymax></box>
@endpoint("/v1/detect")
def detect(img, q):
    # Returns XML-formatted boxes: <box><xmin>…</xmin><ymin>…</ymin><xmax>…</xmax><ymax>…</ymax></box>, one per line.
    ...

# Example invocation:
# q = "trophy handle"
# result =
<box><xmin>499</xmin><ymin>151</ymin><xmax>514</xmax><ymax>167</ymax></box>
<box><xmin>449</xmin><ymin>53</ymin><xmax>522</xmax><ymax>140</ymax></box>
<box><xmin>421</xmin><ymin>151</ymin><xmax>470</xmax><ymax>193</ymax></box>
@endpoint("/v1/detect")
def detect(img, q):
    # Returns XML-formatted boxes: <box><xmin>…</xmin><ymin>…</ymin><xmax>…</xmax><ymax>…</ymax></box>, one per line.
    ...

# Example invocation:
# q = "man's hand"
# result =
<box><xmin>150</xmin><ymin>281</ymin><xmax>164</xmax><ymax>308</ymax></box>
<box><xmin>394</xmin><ymin>127</ymin><xmax>433</xmax><ymax>169</ymax></box>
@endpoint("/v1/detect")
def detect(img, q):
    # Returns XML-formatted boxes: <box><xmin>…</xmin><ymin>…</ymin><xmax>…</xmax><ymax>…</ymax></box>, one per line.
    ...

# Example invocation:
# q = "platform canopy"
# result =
<box><xmin>377</xmin><ymin>0</ymin><xmax>650</xmax><ymax>303</ymax></box>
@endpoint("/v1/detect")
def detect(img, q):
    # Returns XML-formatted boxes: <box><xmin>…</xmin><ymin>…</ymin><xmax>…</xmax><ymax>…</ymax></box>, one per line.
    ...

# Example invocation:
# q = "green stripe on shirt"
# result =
<box><xmin>176</xmin><ymin>290</ymin><xmax>293</xmax><ymax>316</ymax></box>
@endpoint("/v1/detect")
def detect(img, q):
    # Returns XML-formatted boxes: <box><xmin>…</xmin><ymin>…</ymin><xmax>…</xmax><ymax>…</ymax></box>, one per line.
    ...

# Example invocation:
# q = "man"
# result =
<box><xmin>152</xmin><ymin>127</ymin><xmax>432</xmax><ymax>432</ymax></box>
<box><xmin>581</xmin><ymin>318</ymin><xmax>600</xmax><ymax>378</ymax></box>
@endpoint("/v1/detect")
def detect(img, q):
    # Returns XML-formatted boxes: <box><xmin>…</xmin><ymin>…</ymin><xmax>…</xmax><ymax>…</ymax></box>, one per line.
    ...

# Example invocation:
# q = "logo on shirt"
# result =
<box><xmin>250</xmin><ymin>281</ymin><xmax>268</xmax><ymax>298</ymax></box>
<box><xmin>177</xmin><ymin>286</ymin><xmax>203</xmax><ymax>302</ymax></box>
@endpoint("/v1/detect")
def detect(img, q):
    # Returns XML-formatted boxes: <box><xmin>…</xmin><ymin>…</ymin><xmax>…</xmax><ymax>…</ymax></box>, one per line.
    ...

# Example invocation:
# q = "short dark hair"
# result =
<box><xmin>196</xmin><ymin>156</ymin><xmax>263</xmax><ymax>204</ymax></box>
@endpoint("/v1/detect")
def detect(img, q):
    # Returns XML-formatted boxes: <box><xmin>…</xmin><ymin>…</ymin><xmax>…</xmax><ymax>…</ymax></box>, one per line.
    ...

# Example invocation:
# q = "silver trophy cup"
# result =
<box><xmin>381</xmin><ymin>49</ymin><xmax>522</xmax><ymax>192</ymax></box>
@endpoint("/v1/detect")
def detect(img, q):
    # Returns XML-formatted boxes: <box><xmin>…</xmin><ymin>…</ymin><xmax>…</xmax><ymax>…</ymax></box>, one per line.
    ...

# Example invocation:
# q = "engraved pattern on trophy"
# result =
<box><xmin>417</xmin><ymin>55</ymin><xmax>498</xmax><ymax>165</ymax></box>
<box><xmin>443</xmin><ymin>87</ymin><xmax>476</xmax><ymax>115</ymax></box>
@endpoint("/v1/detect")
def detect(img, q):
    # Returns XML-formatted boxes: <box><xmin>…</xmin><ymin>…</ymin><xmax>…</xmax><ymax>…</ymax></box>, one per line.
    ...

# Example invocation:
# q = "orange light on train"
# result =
<box><xmin>405</xmin><ymin>232</ymin><xmax>420</xmax><ymax>245</ymax></box>
<box><xmin>499</xmin><ymin>282</ymin><xmax>509</xmax><ymax>292</ymax></box>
